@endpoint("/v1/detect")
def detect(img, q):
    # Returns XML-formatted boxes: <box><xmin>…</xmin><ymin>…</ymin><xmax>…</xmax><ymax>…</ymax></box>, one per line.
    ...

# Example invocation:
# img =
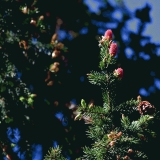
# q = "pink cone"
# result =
<box><xmin>109</xmin><ymin>42</ymin><xmax>118</xmax><ymax>57</ymax></box>
<box><xmin>114</xmin><ymin>68</ymin><xmax>123</xmax><ymax>79</ymax></box>
<box><xmin>104</xmin><ymin>29</ymin><xmax>112</xmax><ymax>41</ymax></box>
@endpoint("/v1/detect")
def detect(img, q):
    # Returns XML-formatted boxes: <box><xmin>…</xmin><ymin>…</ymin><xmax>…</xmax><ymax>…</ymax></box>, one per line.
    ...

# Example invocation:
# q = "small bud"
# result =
<box><xmin>50</xmin><ymin>64</ymin><xmax>59</xmax><ymax>73</ymax></box>
<box><xmin>52</xmin><ymin>49</ymin><xmax>61</xmax><ymax>58</ymax></box>
<box><xmin>30</xmin><ymin>94</ymin><xmax>37</xmax><ymax>98</ymax></box>
<box><xmin>19</xmin><ymin>96</ymin><xmax>25</xmax><ymax>102</ymax></box>
<box><xmin>53</xmin><ymin>62</ymin><xmax>60</xmax><ymax>67</ymax></box>
<box><xmin>19</xmin><ymin>40</ymin><xmax>28</xmax><ymax>50</ymax></box>
<box><xmin>30</xmin><ymin>19</ymin><xmax>36</xmax><ymax>26</ymax></box>
<box><xmin>109</xmin><ymin>141</ymin><xmax>115</xmax><ymax>146</ymax></box>
<box><xmin>51</xmin><ymin>33</ymin><xmax>58</xmax><ymax>44</ymax></box>
<box><xmin>123</xmin><ymin>156</ymin><xmax>129</xmax><ymax>160</ymax></box>
<box><xmin>11</xmin><ymin>143</ymin><xmax>16</xmax><ymax>148</ymax></box>
<box><xmin>47</xmin><ymin>81</ymin><xmax>54</xmax><ymax>86</ymax></box>
<box><xmin>116</xmin><ymin>132</ymin><xmax>122</xmax><ymax>138</ymax></box>
<box><xmin>89</xmin><ymin>103</ymin><xmax>94</xmax><ymax>108</ymax></box>
<box><xmin>88</xmin><ymin>99</ymin><xmax>94</xmax><ymax>108</ymax></box>
<box><xmin>81</xmin><ymin>99</ymin><xmax>86</xmax><ymax>108</ymax></box>
<box><xmin>2</xmin><ymin>145</ymin><xmax>7</xmax><ymax>152</ymax></box>
<box><xmin>99</xmin><ymin>39</ymin><xmax>105</xmax><ymax>46</ymax></box>
<box><xmin>137</xmin><ymin>95</ymin><xmax>142</xmax><ymax>102</ymax></box>
<box><xmin>107</xmin><ymin>134</ymin><xmax>114</xmax><ymax>139</ymax></box>
<box><xmin>6</xmin><ymin>154</ymin><xmax>12</xmax><ymax>160</ymax></box>
<box><xmin>110</xmin><ymin>131</ymin><xmax>115</xmax><ymax>135</ymax></box>
<box><xmin>116</xmin><ymin>155</ymin><xmax>120</xmax><ymax>160</ymax></box>
<box><xmin>74</xmin><ymin>113</ymin><xmax>81</xmax><ymax>121</ymax></box>
<box><xmin>128</xmin><ymin>149</ymin><xmax>134</xmax><ymax>154</ymax></box>
<box><xmin>39</xmin><ymin>15</ymin><xmax>44</xmax><ymax>21</ymax></box>
<box><xmin>27</xmin><ymin>98</ymin><xmax>34</xmax><ymax>105</ymax></box>
<box><xmin>107</xmin><ymin>132</ymin><xmax>116</xmax><ymax>139</ymax></box>
<box><xmin>22</xmin><ymin>7</ymin><xmax>28</xmax><ymax>14</ymax></box>
<box><xmin>122</xmin><ymin>114</ymin><xmax>125</xmax><ymax>119</ymax></box>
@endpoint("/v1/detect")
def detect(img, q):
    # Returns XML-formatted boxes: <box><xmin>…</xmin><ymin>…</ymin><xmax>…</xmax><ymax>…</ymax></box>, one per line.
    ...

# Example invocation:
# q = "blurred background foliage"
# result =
<box><xmin>0</xmin><ymin>0</ymin><xmax>160</xmax><ymax>159</ymax></box>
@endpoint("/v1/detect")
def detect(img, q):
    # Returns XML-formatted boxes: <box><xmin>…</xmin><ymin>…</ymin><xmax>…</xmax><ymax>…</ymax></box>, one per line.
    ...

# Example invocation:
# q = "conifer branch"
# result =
<box><xmin>46</xmin><ymin>29</ymin><xmax>159</xmax><ymax>160</ymax></box>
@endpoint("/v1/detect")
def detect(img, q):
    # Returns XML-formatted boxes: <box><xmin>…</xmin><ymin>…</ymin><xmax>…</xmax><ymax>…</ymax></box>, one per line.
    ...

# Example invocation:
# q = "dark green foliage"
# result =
<box><xmin>54</xmin><ymin>30</ymin><xmax>159</xmax><ymax>160</ymax></box>
<box><xmin>44</xmin><ymin>147</ymin><xmax>66</xmax><ymax>160</ymax></box>
<box><xmin>1</xmin><ymin>0</ymin><xmax>160</xmax><ymax>159</ymax></box>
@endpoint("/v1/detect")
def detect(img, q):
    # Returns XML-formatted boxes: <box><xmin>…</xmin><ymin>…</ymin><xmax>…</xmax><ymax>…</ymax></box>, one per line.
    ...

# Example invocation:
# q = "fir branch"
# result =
<box><xmin>83</xmin><ymin>106</ymin><xmax>107</xmax><ymax>115</ymax></box>
<box><xmin>129</xmin><ymin>115</ymin><xmax>154</xmax><ymax>132</ymax></box>
<box><xmin>76</xmin><ymin>104</ymin><xmax>109</xmax><ymax>120</ymax></box>
<box><xmin>87</xmin><ymin>71</ymin><xmax>107</xmax><ymax>86</ymax></box>
<box><xmin>83</xmin><ymin>145</ymin><xmax>107</xmax><ymax>160</ymax></box>
<box><xmin>121</xmin><ymin>115</ymin><xmax>130</xmax><ymax>129</ymax></box>
<box><xmin>102</xmin><ymin>73</ymin><xmax>117</xmax><ymax>111</ymax></box>
<box><xmin>135</xmin><ymin>151</ymin><xmax>148</xmax><ymax>159</ymax></box>
<box><xmin>119</xmin><ymin>136</ymin><xmax>140</xmax><ymax>145</ymax></box>
<box><xmin>115</xmin><ymin>99</ymin><xmax>139</xmax><ymax>114</ymax></box>
<box><xmin>99</xmin><ymin>41</ymin><xmax>109</xmax><ymax>60</ymax></box>
<box><xmin>44</xmin><ymin>146</ymin><xmax>66</xmax><ymax>160</ymax></box>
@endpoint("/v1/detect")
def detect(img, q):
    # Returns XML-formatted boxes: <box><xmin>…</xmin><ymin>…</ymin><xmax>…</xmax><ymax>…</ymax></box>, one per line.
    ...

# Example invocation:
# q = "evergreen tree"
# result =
<box><xmin>0</xmin><ymin>0</ymin><xmax>71</xmax><ymax>159</ymax></box>
<box><xmin>46</xmin><ymin>29</ymin><xmax>160</xmax><ymax>160</ymax></box>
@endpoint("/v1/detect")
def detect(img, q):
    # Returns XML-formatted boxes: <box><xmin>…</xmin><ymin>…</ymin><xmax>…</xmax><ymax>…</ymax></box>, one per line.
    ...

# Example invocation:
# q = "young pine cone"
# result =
<box><xmin>51</xmin><ymin>33</ymin><xmax>58</xmax><ymax>44</ymax></box>
<box><xmin>52</xmin><ymin>49</ymin><xmax>61</xmax><ymax>58</ymax></box>
<box><xmin>137</xmin><ymin>101</ymin><xmax>156</xmax><ymax>115</ymax></box>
